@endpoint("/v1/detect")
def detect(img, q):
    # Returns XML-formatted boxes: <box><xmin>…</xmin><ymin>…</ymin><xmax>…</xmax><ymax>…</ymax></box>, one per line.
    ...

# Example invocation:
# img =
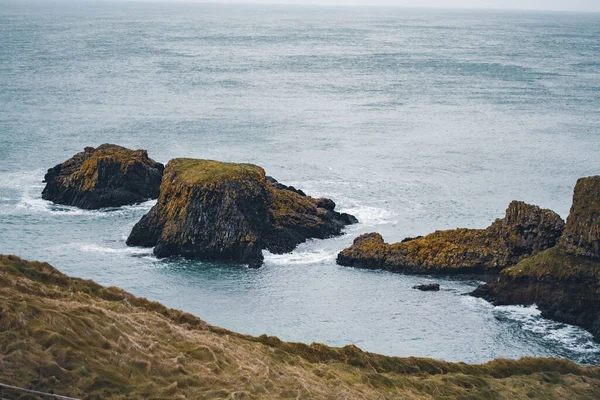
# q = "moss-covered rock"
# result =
<box><xmin>471</xmin><ymin>245</ymin><xmax>600</xmax><ymax>340</ymax></box>
<box><xmin>126</xmin><ymin>158</ymin><xmax>357</xmax><ymax>267</ymax></box>
<box><xmin>560</xmin><ymin>176</ymin><xmax>600</xmax><ymax>258</ymax></box>
<box><xmin>42</xmin><ymin>144</ymin><xmax>164</xmax><ymax>209</ymax></box>
<box><xmin>472</xmin><ymin>176</ymin><xmax>600</xmax><ymax>340</ymax></box>
<box><xmin>337</xmin><ymin>201</ymin><xmax>564</xmax><ymax>274</ymax></box>
<box><xmin>2</xmin><ymin>255</ymin><xmax>600</xmax><ymax>399</ymax></box>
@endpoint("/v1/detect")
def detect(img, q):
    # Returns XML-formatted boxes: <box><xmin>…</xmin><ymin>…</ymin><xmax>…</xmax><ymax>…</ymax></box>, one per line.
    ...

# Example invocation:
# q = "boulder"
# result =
<box><xmin>337</xmin><ymin>201</ymin><xmax>564</xmax><ymax>274</ymax></box>
<box><xmin>471</xmin><ymin>176</ymin><xmax>600</xmax><ymax>340</ymax></box>
<box><xmin>42</xmin><ymin>144</ymin><xmax>164</xmax><ymax>209</ymax></box>
<box><xmin>127</xmin><ymin>158</ymin><xmax>357</xmax><ymax>267</ymax></box>
<box><xmin>412</xmin><ymin>283</ymin><xmax>440</xmax><ymax>292</ymax></box>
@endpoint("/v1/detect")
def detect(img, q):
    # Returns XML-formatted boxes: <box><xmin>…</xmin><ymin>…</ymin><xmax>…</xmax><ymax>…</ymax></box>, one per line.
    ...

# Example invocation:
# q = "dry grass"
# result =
<box><xmin>1</xmin><ymin>254</ymin><xmax>600</xmax><ymax>399</ymax></box>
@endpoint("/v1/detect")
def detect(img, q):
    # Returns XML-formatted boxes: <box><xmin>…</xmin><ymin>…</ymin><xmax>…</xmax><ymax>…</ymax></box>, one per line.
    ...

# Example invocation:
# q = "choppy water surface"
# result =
<box><xmin>1</xmin><ymin>1</ymin><xmax>600</xmax><ymax>364</ymax></box>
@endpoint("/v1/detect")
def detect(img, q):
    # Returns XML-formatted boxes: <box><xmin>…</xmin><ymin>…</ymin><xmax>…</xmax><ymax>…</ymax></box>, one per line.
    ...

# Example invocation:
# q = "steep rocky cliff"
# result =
<box><xmin>127</xmin><ymin>159</ymin><xmax>357</xmax><ymax>267</ymax></box>
<box><xmin>559</xmin><ymin>176</ymin><xmax>600</xmax><ymax>258</ymax></box>
<box><xmin>42</xmin><ymin>144</ymin><xmax>164</xmax><ymax>209</ymax></box>
<box><xmin>337</xmin><ymin>201</ymin><xmax>564</xmax><ymax>274</ymax></box>
<box><xmin>2</xmin><ymin>255</ymin><xmax>599</xmax><ymax>399</ymax></box>
<box><xmin>472</xmin><ymin>176</ymin><xmax>600</xmax><ymax>340</ymax></box>
<box><xmin>471</xmin><ymin>246</ymin><xmax>600</xmax><ymax>340</ymax></box>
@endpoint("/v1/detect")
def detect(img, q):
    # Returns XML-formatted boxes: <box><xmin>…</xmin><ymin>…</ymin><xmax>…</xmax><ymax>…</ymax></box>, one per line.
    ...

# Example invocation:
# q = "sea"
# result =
<box><xmin>1</xmin><ymin>0</ymin><xmax>599</xmax><ymax>364</ymax></box>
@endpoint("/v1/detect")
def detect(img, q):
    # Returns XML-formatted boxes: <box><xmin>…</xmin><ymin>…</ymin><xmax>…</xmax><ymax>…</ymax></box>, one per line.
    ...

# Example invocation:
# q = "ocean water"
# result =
<box><xmin>1</xmin><ymin>1</ymin><xmax>600</xmax><ymax>364</ymax></box>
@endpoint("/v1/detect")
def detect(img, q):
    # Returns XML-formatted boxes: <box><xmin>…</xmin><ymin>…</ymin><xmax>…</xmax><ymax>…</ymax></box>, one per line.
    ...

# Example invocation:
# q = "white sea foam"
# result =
<box><xmin>263</xmin><ymin>248</ymin><xmax>338</xmax><ymax>266</ymax></box>
<box><xmin>495</xmin><ymin>305</ymin><xmax>600</xmax><ymax>355</ymax></box>
<box><xmin>77</xmin><ymin>243</ymin><xmax>153</xmax><ymax>256</ymax></box>
<box><xmin>0</xmin><ymin>170</ymin><xmax>45</xmax><ymax>190</ymax></box>
<box><xmin>342</xmin><ymin>204</ymin><xmax>397</xmax><ymax>227</ymax></box>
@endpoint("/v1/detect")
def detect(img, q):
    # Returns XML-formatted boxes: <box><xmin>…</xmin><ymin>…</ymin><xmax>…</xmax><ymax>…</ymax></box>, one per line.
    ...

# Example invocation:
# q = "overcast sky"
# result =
<box><xmin>165</xmin><ymin>0</ymin><xmax>599</xmax><ymax>12</ymax></box>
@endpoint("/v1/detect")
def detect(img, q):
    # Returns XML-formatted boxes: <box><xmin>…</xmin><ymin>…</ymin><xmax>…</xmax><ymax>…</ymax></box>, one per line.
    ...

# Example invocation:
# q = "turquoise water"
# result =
<box><xmin>1</xmin><ymin>1</ymin><xmax>600</xmax><ymax>364</ymax></box>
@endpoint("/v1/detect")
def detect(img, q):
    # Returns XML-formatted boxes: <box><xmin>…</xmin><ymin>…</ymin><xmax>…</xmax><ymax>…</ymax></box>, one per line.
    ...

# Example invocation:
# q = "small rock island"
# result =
<box><xmin>42</xmin><ymin>144</ymin><xmax>164</xmax><ymax>209</ymax></box>
<box><xmin>337</xmin><ymin>201</ymin><xmax>564</xmax><ymax>274</ymax></box>
<box><xmin>127</xmin><ymin>158</ymin><xmax>357</xmax><ymax>267</ymax></box>
<box><xmin>472</xmin><ymin>176</ymin><xmax>600</xmax><ymax>340</ymax></box>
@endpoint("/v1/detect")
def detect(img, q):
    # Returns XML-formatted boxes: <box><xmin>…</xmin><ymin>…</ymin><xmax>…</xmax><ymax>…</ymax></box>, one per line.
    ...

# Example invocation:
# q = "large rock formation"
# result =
<box><xmin>337</xmin><ymin>201</ymin><xmax>564</xmax><ymax>274</ymax></box>
<box><xmin>471</xmin><ymin>246</ymin><xmax>600</xmax><ymax>340</ymax></box>
<box><xmin>126</xmin><ymin>158</ymin><xmax>357</xmax><ymax>267</ymax></box>
<box><xmin>472</xmin><ymin>176</ymin><xmax>600</xmax><ymax>340</ymax></box>
<box><xmin>4</xmin><ymin>255</ymin><xmax>600</xmax><ymax>399</ymax></box>
<box><xmin>559</xmin><ymin>176</ymin><xmax>600</xmax><ymax>258</ymax></box>
<box><xmin>42</xmin><ymin>144</ymin><xmax>164</xmax><ymax>209</ymax></box>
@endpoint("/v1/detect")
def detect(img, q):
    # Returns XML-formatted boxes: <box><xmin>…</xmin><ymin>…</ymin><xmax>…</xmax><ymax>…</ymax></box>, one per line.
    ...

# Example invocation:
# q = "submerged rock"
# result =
<box><xmin>412</xmin><ymin>283</ymin><xmax>440</xmax><ymax>291</ymax></box>
<box><xmin>337</xmin><ymin>201</ymin><xmax>564</xmax><ymax>274</ymax></box>
<box><xmin>42</xmin><ymin>144</ymin><xmax>164</xmax><ymax>209</ymax></box>
<box><xmin>472</xmin><ymin>176</ymin><xmax>600</xmax><ymax>340</ymax></box>
<box><xmin>126</xmin><ymin>158</ymin><xmax>357</xmax><ymax>267</ymax></box>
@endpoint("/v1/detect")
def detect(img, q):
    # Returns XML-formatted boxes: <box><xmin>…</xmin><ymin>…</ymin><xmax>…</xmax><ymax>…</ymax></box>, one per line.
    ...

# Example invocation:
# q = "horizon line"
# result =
<box><xmin>4</xmin><ymin>0</ymin><xmax>600</xmax><ymax>14</ymax></box>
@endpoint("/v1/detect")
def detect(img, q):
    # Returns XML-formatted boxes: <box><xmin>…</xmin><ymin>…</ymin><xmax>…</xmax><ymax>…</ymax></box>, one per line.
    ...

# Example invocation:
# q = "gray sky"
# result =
<box><xmin>179</xmin><ymin>0</ymin><xmax>600</xmax><ymax>12</ymax></box>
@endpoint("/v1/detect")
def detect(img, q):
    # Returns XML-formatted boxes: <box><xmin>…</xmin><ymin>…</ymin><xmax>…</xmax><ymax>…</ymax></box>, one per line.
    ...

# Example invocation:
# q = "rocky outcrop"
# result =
<box><xmin>4</xmin><ymin>255</ymin><xmax>600</xmax><ymax>399</ymax></box>
<box><xmin>471</xmin><ymin>176</ymin><xmax>600</xmax><ymax>340</ymax></box>
<box><xmin>126</xmin><ymin>159</ymin><xmax>357</xmax><ymax>267</ymax></box>
<box><xmin>413</xmin><ymin>283</ymin><xmax>440</xmax><ymax>292</ymax></box>
<box><xmin>42</xmin><ymin>144</ymin><xmax>164</xmax><ymax>209</ymax></box>
<box><xmin>471</xmin><ymin>246</ymin><xmax>600</xmax><ymax>340</ymax></box>
<box><xmin>337</xmin><ymin>201</ymin><xmax>564</xmax><ymax>274</ymax></box>
<box><xmin>559</xmin><ymin>176</ymin><xmax>600</xmax><ymax>258</ymax></box>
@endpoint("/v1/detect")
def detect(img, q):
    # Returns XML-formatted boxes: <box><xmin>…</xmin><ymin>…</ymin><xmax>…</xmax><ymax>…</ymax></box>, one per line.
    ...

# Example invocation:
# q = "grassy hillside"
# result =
<box><xmin>1</xmin><ymin>254</ymin><xmax>599</xmax><ymax>399</ymax></box>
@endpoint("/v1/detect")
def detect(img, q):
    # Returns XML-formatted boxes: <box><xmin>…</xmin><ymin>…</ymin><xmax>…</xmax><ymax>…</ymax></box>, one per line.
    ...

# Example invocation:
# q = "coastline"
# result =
<box><xmin>2</xmin><ymin>254</ymin><xmax>600</xmax><ymax>399</ymax></box>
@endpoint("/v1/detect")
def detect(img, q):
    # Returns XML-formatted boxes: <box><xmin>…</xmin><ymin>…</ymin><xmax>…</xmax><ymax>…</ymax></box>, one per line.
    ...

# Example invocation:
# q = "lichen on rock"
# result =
<box><xmin>42</xmin><ymin>144</ymin><xmax>164</xmax><ymax>209</ymax></box>
<box><xmin>127</xmin><ymin>158</ymin><xmax>357</xmax><ymax>267</ymax></box>
<box><xmin>337</xmin><ymin>201</ymin><xmax>564</xmax><ymax>274</ymax></box>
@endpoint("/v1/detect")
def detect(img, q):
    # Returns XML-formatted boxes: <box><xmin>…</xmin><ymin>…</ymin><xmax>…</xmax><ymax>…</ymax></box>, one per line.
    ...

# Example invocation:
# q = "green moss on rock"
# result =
<box><xmin>472</xmin><ymin>176</ymin><xmax>600</xmax><ymax>340</ymax></box>
<box><xmin>127</xmin><ymin>159</ymin><xmax>357</xmax><ymax>266</ymax></box>
<box><xmin>168</xmin><ymin>158</ymin><xmax>265</xmax><ymax>186</ymax></box>
<box><xmin>338</xmin><ymin>201</ymin><xmax>564</xmax><ymax>274</ymax></box>
<box><xmin>471</xmin><ymin>245</ymin><xmax>600</xmax><ymax>340</ymax></box>
<box><xmin>42</xmin><ymin>144</ymin><xmax>164</xmax><ymax>209</ymax></box>
<box><xmin>501</xmin><ymin>245</ymin><xmax>600</xmax><ymax>283</ymax></box>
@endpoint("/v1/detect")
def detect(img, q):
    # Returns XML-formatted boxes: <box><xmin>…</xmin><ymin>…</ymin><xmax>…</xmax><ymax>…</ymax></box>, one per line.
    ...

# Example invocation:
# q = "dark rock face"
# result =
<box><xmin>471</xmin><ymin>176</ymin><xmax>600</xmax><ymax>340</ymax></box>
<box><xmin>127</xmin><ymin>159</ymin><xmax>357</xmax><ymax>267</ymax></box>
<box><xmin>42</xmin><ymin>144</ymin><xmax>164</xmax><ymax>210</ymax></box>
<box><xmin>559</xmin><ymin>176</ymin><xmax>600</xmax><ymax>259</ymax></box>
<box><xmin>471</xmin><ymin>246</ymin><xmax>600</xmax><ymax>340</ymax></box>
<box><xmin>265</xmin><ymin>176</ymin><xmax>306</xmax><ymax>196</ymax></box>
<box><xmin>412</xmin><ymin>283</ymin><xmax>440</xmax><ymax>292</ymax></box>
<box><xmin>337</xmin><ymin>201</ymin><xmax>564</xmax><ymax>274</ymax></box>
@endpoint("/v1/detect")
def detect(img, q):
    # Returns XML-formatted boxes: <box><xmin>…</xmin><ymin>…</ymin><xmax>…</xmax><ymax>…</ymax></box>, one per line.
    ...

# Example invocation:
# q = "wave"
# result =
<box><xmin>494</xmin><ymin>305</ymin><xmax>600</xmax><ymax>355</ymax></box>
<box><xmin>342</xmin><ymin>204</ymin><xmax>398</xmax><ymax>227</ymax></box>
<box><xmin>263</xmin><ymin>248</ymin><xmax>338</xmax><ymax>266</ymax></box>
<box><xmin>76</xmin><ymin>243</ymin><xmax>154</xmax><ymax>256</ymax></box>
<box><xmin>0</xmin><ymin>170</ymin><xmax>45</xmax><ymax>191</ymax></box>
